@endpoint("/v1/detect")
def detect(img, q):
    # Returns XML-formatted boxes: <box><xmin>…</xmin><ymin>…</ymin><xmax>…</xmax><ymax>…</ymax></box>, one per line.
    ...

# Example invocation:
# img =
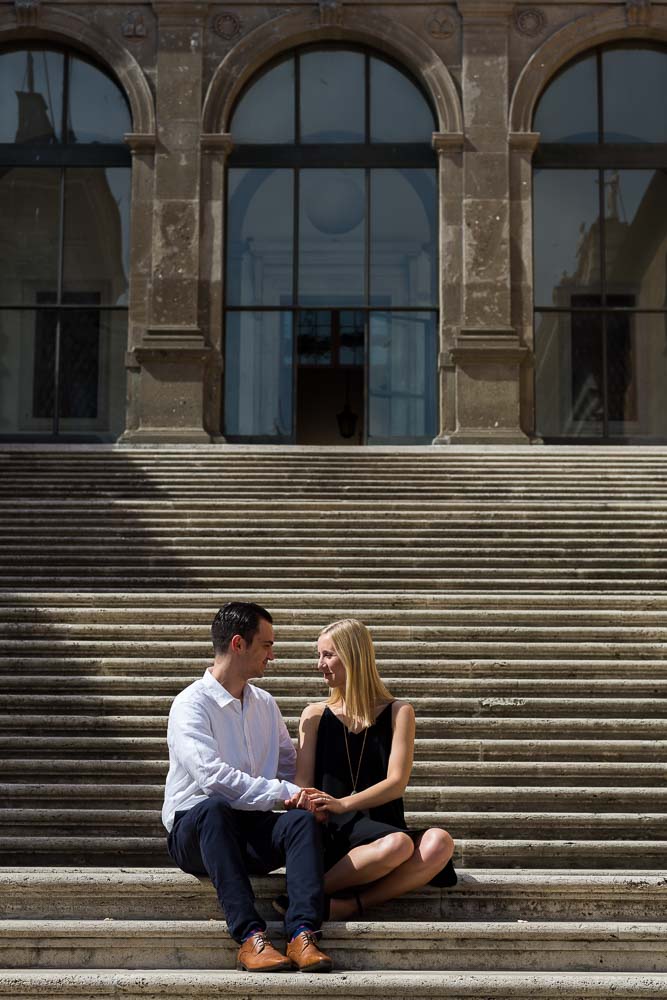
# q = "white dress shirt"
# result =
<box><xmin>162</xmin><ymin>669</ymin><xmax>300</xmax><ymax>832</ymax></box>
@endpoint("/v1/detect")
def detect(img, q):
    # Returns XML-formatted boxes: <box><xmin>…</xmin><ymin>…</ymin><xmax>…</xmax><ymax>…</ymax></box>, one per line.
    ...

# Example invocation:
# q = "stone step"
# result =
<box><xmin>4</xmin><ymin>590</ymin><xmax>667</xmax><ymax>610</ymax></box>
<box><xmin>6</xmin><ymin>639</ymin><xmax>667</xmax><ymax>660</ymax></box>
<box><xmin>1</xmin><ymin>918</ymin><xmax>666</xmax><ymax>973</ymax></box>
<box><xmin>8</xmin><ymin>604</ymin><xmax>667</xmax><ymax>625</ymax></box>
<box><xmin>3</xmin><ymin>657</ymin><xmax>666</xmax><ymax>680</ymax></box>
<box><xmin>6</xmin><ymin>531</ymin><xmax>667</xmax><ymax>549</ymax></box>
<box><xmin>2</xmin><ymin>694</ymin><xmax>665</xmax><ymax>720</ymax></box>
<box><xmin>2</xmin><ymin>673</ymin><xmax>667</xmax><ymax>697</ymax></box>
<box><xmin>2</xmin><ymin>758</ymin><xmax>666</xmax><ymax>788</ymax></box>
<box><xmin>3</xmin><ymin>868</ymin><xmax>665</xmax><ymax>922</ymax></box>
<box><xmin>7</xmin><ymin>575</ymin><xmax>664</xmax><ymax>592</ymax></box>
<box><xmin>2</xmin><ymin>713</ymin><xmax>664</xmax><ymax>739</ymax></box>
<box><xmin>9</xmin><ymin>622</ymin><xmax>667</xmax><ymax>641</ymax></box>
<box><xmin>1</xmin><ymin>783</ymin><xmax>664</xmax><ymax>813</ymax></box>
<box><xmin>2</xmin><ymin>676</ymin><xmax>667</xmax><ymax>702</ymax></box>
<box><xmin>2</xmin><ymin>807</ymin><xmax>666</xmax><ymax>842</ymax></box>
<box><xmin>3</xmin><ymin>970</ymin><xmax>667</xmax><ymax>998</ymax></box>
<box><xmin>0</xmin><ymin>736</ymin><xmax>661</xmax><ymax>762</ymax></box>
<box><xmin>1</xmin><ymin>836</ymin><xmax>665</xmax><ymax>868</ymax></box>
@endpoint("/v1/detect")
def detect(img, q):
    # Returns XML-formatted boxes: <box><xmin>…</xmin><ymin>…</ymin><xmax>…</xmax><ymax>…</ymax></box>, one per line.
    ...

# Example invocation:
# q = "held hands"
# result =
<box><xmin>283</xmin><ymin>787</ymin><xmax>349</xmax><ymax>819</ymax></box>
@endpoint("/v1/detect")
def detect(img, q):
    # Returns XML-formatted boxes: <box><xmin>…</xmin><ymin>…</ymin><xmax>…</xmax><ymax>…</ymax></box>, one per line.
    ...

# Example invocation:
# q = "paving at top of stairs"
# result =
<box><xmin>1</xmin><ymin>446</ymin><xmax>667</xmax><ymax>997</ymax></box>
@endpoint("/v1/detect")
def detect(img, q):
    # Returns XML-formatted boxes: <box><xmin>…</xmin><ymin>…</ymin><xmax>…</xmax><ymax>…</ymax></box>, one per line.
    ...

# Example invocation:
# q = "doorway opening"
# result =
<box><xmin>296</xmin><ymin>309</ymin><xmax>365</xmax><ymax>444</ymax></box>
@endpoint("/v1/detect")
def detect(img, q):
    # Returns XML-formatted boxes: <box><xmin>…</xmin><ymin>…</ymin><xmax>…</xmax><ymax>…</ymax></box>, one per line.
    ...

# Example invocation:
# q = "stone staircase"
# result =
<box><xmin>0</xmin><ymin>445</ymin><xmax>666</xmax><ymax>999</ymax></box>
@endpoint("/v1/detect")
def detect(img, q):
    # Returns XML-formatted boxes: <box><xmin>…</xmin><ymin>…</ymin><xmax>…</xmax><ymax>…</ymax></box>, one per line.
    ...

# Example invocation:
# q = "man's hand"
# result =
<box><xmin>284</xmin><ymin>788</ymin><xmax>329</xmax><ymax>822</ymax></box>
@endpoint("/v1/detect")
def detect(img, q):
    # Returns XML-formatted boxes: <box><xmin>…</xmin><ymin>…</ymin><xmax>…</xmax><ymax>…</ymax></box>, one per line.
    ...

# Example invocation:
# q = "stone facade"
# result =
<box><xmin>3</xmin><ymin>0</ymin><xmax>665</xmax><ymax>443</ymax></box>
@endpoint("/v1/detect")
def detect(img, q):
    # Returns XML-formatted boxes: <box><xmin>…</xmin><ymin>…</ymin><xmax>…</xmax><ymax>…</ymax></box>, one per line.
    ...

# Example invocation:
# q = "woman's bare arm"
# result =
<box><xmin>294</xmin><ymin>701</ymin><xmax>326</xmax><ymax>787</ymax></box>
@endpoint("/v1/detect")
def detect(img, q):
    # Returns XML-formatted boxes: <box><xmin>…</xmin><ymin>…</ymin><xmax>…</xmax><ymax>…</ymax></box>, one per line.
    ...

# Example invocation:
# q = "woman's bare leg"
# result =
<box><xmin>324</xmin><ymin>832</ymin><xmax>414</xmax><ymax>896</ymax></box>
<box><xmin>328</xmin><ymin>828</ymin><xmax>454</xmax><ymax>920</ymax></box>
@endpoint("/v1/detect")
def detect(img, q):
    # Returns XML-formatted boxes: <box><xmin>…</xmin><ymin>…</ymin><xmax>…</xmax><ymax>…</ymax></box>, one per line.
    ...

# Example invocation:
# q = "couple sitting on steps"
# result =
<box><xmin>162</xmin><ymin>601</ymin><xmax>456</xmax><ymax>973</ymax></box>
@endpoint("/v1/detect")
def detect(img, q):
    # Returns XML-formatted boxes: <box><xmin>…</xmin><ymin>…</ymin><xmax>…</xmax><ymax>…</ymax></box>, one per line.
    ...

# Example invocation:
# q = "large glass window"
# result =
<box><xmin>0</xmin><ymin>47</ymin><xmax>131</xmax><ymax>440</ymax></box>
<box><xmin>225</xmin><ymin>46</ymin><xmax>438</xmax><ymax>443</ymax></box>
<box><xmin>533</xmin><ymin>46</ymin><xmax>667</xmax><ymax>441</ymax></box>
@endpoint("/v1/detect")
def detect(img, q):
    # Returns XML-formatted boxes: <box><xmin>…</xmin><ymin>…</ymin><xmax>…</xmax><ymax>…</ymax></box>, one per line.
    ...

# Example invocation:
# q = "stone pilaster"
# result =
<box><xmin>122</xmin><ymin>0</ymin><xmax>211</xmax><ymax>443</ymax></box>
<box><xmin>431</xmin><ymin>132</ymin><xmax>464</xmax><ymax>444</ymax></box>
<box><xmin>445</xmin><ymin>0</ymin><xmax>529</xmax><ymax>444</ymax></box>
<box><xmin>510</xmin><ymin>130</ymin><xmax>541</xmax><ymax>442</ymax></box>
<box><xmin>200</xmin><ymin>133</ymin><xmax>234</xmax><ymax>441</ymax></box>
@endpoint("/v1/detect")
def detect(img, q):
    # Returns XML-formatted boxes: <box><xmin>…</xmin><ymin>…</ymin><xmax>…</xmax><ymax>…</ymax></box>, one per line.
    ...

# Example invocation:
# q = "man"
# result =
<box><xmin>163</xmin><ymin>601</ymin><xmax>332</xmax><ymax>973</ymax></box>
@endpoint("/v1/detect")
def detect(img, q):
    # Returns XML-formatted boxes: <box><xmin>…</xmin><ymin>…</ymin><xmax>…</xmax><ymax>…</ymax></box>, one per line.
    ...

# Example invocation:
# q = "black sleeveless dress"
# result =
<box><xmin>313</xmin><ymin>702</ymin><xmax>457</xmax><ymax>888</ymax></box>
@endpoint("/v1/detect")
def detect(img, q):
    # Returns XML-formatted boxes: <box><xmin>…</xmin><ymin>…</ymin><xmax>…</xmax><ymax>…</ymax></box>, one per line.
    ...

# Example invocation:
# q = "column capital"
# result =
<box><xmin>432</xmin><ymin>132</ymin><xmax>465</xmax><ymax>154</ymax></box>
<box><xmin>124</xmin><ymin>132</ymin><xmax>157</xmax><ymax>155</ymax></box>
<box><xmin>201</xmin><ymin>133</ymin><xmax>234</xmax><ymax>157</ymax></box>
<box><xmin>509</xmin><ymin>131</ymin><xmax>541</xmax><ymax>154</ymax></box>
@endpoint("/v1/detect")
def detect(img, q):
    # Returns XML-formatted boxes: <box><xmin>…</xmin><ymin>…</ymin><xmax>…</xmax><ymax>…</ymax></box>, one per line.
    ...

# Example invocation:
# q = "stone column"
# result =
<box><xmin>122</xmin><ymin>0</ymin><xmax>211</xmax><ymax>443</ymax></box>
<box><xmin>445</xmin><ymin>0</ymin><xmax>528</xmax><ymax>444</ymax></box>
<box><xmin>432</xmin><ymin>132</ymin><xmax>464</xmax><ymax>444</ymax></box>
<box><xmin>510</xmin><ymin>130</ymin><xmax>541</xmax><ymax>441</ymax></box>
<box><xmin>199</xmin><ymin>133</ymin><xmax>233</xmax><ymax>441</ymax></box>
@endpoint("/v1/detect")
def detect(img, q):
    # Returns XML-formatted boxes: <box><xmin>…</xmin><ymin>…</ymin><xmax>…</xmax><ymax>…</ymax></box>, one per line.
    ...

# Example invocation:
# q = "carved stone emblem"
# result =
<box><xmin>514</xmin><ymin>7</ymin><xmax>545</xmax><ymax>36</ymax></box>
<box><xmin>122</xmin><ymin>10</ymin><xmax>147</xmax><ymax>39</ymax></box>
<box><xmin>425</xmin><ymin>8</ymin><xmax>455</xmax><ymax>39</ymax></box>
<box><xmin>14</xmin><ymin>0</ymin><xmax>40</xmax><ymax>28</ymax></box>
<box><xmin>626</xmin><ymin>0</ymin><xmax>651</xmax><ymax>26</ymax></box>
<box><xmin>319</xmin><ymin>0</ymin><xmax>343</xmax><ymax>27</ymax></box>
<box><xmin>213</xmin><ymin>11</ymin><xmax>241</xmax><ymax>39</ymax></box>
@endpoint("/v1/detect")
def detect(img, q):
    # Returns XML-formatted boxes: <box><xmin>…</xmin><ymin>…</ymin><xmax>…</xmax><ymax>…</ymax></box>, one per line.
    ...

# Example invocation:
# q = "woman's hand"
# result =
<box><xmin>299</xmin><ymin>787</ymin><xmax>350</xmax><ymax>815</ymax></box>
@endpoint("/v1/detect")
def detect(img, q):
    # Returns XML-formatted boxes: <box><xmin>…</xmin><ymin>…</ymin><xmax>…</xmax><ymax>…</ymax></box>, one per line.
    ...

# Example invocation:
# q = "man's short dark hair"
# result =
<box><xmin>211</xmin><ymin>602</ymin><xmax>273</xmax><ymax>655</ymax></box>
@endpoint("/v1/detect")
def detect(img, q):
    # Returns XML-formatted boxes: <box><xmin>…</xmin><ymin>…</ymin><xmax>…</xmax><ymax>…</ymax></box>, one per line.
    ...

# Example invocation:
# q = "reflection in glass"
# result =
<box><xmin>0</xmin><ymin>307</ymin><xmax>127</xmax><ymax>436</ymax></box>
<box><xmin>339</xmin><ymin>310</ymin><xmax>365</xmax><ymax>366</ymax></box>
<box><xmin>535</xmin><ymin>311</ymin><xmax>603</xmax><ymax>437</ymax></box>
<box><xmin>231</xmin><ymin>58</ymin><xmax>295</xmax><ymax>144</ymax></box>
<box><xmin>603</xmin><ymin>49</ymin><xmax>667</xmax><ymax>143</ymax></box>
<box><xmin>533</xmin><ymin>54</ymin><xmax>598</xmax><ymax>143</ymax></box>
<box><xmin>368</xmin><ymin>311</ymin><xmax>436</xmax><ymax>442</ymax></box>
<box><xmin>67</xmin><ymin>57</ymin><xmax>131</xmax><ymax>143</ymax></box>
<box><xmin>0</xmin><ymin>168</ymin><xmax>61</xmax><ymax>305</ymax></box>
<box><xmin>298</xmin><ymin>310</ymin><xmax>331</xmax><ymax>365</ymax></box>
<box><xmin>370</xmin><ymin>169</ymin><xmax>437</xmax><ymax>307</ymax></box>
<box><xmin>607</xmin><ymin>313</ymin><xmax>667</xmax><ymax>436</ymax></box>
<box><xmin>0</xmin><ymin>49</ymin><xmax>64</xmax><ymax>143</ymax></box>
<box><xmin>604</xmin><ymin>170</ymin><xmax>667</xmax><ymax>309</ymax></box>
<box><xmin>533</xmin><ymin>169</ymin><xmax>600</xmax><ymax>307</ymax></box>
<box><xmin>370</xmin><ymin>58</ymin><xmax>435</xmax><ymax>142</ymax></box>
<box><xmin>224</xmin><ymin>312</ymin><xmax>293</xmax><ymax>439</ymax></box>
<box><xmin>227</xmin><ymin>169</ymin><xmax>294</xmax><ymax>306</ymax></box>
<box><xmin>299</xmin><ymin>169</ymin><xmax>365</xmax><ymax>303</ymax></box>
<box><xmin>63</xmin><ymin>168</ymin><xmax>131</xmax><ymax>306</ymax></box>
<box><xmin>536</xmin><ymin>309</ymin><xmax>667</xmax><ymax>438</ymax></box>
<box><xmin>300</xmin><ymin>51</ymin><xmax>364</xmax><ymax>143</ymax></box>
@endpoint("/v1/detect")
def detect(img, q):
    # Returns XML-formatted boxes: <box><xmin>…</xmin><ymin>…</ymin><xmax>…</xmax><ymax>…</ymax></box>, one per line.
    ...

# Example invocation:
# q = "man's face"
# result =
<box><xmin>238</xmin><ymin>617</ymin><xmax>275</xmax><ymax>680</ymax></box>
<box><xmin>317</xmin><ymin>634</ymin><xmax>346</xmax><ymax>690</ymax></box>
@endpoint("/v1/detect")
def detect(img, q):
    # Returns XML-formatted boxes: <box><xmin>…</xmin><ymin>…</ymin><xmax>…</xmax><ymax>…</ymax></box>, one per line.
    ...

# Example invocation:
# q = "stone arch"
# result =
<box><xmin>202</xmin><ymin>7</ymin><xmax>462</xmax><ymax>135</ymax></box>
<box><xmin>510</xmin><ymin>6</ymin><xmax>667</xmax><ymax>133</ymax></box>
<box><xmin>0</xmin><ymin>6</ymin><xmax>155</xmax><ymax>134</ymax></box>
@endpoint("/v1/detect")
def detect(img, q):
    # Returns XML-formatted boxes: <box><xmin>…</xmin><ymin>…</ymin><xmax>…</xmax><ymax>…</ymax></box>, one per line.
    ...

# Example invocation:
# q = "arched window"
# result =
<box><xmin>532</xmin><ymin>44</ymin><xmax>667</xmax><ymax>442</ymax></box>
<box><xmin>0</xmin><ymin>46</ymin><xmax>131</xmax><ymax>440</ymax></box>
<box><xmin>224</xmin><ymin>46</ymin><xmax>438</xmax><ymax>444</ymax></box>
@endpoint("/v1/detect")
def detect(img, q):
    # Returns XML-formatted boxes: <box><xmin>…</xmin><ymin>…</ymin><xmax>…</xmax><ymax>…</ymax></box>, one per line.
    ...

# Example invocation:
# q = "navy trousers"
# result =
<box><xmin>167</xmin><ymin>797</ymin><xmax>325</xmax><ymax>943</ymax></box>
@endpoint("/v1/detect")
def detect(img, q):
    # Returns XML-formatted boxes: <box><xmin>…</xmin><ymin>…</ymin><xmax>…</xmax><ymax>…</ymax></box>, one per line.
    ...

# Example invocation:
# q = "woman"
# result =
<box><xmin>285</xmin><ymin>618</ymin><xmax>456</xmax><ymax>920</ymax></box>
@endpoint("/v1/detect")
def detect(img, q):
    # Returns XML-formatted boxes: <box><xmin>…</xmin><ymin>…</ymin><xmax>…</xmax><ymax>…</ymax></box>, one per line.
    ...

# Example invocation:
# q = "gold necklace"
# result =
<box><xmin>343</xmin><ymin>724</ymin><xmax>368</xmax><ymax>794</ymax></box>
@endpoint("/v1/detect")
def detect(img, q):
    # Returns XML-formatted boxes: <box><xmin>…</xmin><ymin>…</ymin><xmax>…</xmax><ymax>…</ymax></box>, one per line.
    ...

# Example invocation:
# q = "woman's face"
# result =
<box><xmin>317</xmin><ymin>634</ymin><xmax>347</xmax><ymax>690</ymax></box>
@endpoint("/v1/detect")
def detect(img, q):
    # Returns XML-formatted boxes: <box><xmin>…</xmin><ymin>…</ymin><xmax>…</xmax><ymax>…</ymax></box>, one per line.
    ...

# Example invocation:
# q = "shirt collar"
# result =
<box><xmin>202</xmin><ymin>668</ymin><xmax>241</xmax><ymax>709</ymax></box>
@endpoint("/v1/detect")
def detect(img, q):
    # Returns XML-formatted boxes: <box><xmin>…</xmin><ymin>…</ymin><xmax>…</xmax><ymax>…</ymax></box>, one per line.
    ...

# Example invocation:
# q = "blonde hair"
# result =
<box><xmin>319</xmin><ymin>618</ymin><xmax>393</xmax><ymax>729</ymax></box>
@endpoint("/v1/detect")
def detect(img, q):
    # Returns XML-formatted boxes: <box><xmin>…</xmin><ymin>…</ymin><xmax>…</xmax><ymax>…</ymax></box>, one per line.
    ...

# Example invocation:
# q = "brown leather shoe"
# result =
<box><xmin>236</xmin><ymin>931</ymin><xmax>292</xmax><ymax>972</ymax></box>
<box><xmin>285</xmin><ymin>930</ymin><xmax>333</xmax><ymax>973</ymax></box>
